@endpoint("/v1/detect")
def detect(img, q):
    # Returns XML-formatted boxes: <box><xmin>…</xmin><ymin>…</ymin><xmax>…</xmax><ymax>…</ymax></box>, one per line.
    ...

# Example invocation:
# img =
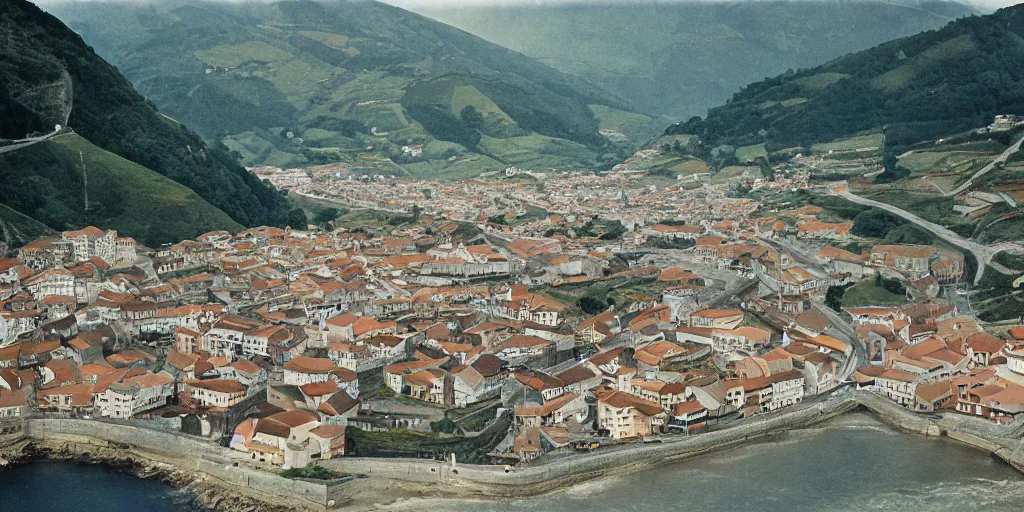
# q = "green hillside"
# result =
<box><xmin>0</xmin><ymin>0</ymin><xmax>289</xmax><ymax>233</ymax></box>
<box><xmin>666</xmin><ymin>5</ymin><xmax>1024</xmax><ymax>168</ymax></box>
<box><xmin>411</xmin><ymin>0</ymin><xmax>973</xmax><ymax>122</ymax></box>
<box><xmin>47</xmin><ymin>0</ymin><xmax>643</xmax><ymax>176</ymax></box>
<box><xmin>0</xmin><ymin>134</ymin><xmax>243</xmax><ymax>247</ymax></box>
<box><xmin>0</xmin><ymin>204</ymin><xmax>57</xmax><ymax>249</ymax></box>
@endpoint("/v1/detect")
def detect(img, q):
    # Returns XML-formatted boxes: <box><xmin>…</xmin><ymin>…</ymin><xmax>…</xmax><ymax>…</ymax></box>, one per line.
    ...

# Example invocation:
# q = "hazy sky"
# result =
<box><xmin>380</xmin><ymin>0</ymin><xmax>1021</xmax><ymax>12</ymax></box>
<box><xmin>32</xmin><ymin>0</ymin><xmax>1024</xmax><ymax>14</ymax></box>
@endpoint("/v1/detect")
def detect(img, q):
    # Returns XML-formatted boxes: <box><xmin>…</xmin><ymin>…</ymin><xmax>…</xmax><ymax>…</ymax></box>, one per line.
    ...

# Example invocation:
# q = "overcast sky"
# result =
<box><xmin>380</xmin><ymin>0</ymin><xmax>1021</xmax><ymax>12</ymax></box>
<box><xmin>33</xmin><ymin>0</ymin><xmax>1024</xmax><ymax>14</ymax></box>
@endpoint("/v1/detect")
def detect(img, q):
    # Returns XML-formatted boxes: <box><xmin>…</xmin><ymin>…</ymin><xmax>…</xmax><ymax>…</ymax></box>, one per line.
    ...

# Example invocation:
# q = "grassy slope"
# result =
<box><xmin>48</xmin><ymin>0</ymin><xmax>630</xmax><ymax>177</ymax></box>
<box><xmin>0</xmin><ymin>134</ymin><xmax>242</xmax><ymax>247</ymax></box>
<box><xmin>842</xmin><ymin>280</ymin><xmax>908</xmax><ymax>308</ymax></box>
<box><xmin>0</xmin><ymin>204</ymin><xmax>57</xmax><ymax>248</ymax></box>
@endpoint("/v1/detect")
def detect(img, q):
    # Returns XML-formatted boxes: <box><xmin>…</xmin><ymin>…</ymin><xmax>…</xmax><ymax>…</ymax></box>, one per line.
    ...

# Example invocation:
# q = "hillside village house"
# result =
<box><xmin>283</xmin><ymin>356</ymin><xmax>359</xmax><ymax>397</ymax></box>
<box><xmin>689</xmin><ymin>309</ymin><xmax>744</xmax><ymax>330</ymax></box>
<box><xmin>496</xmin><ymin>286</ymin><xmax>565</xmax><ymax>327</ymax></box>
<box><xmin>870</xmin><ymin>244</ymin><xmax>935</xmax><ymax>277</ymax></box>
<box><xmin>103</xmin><ymin>371</ymin><xmax>175</xmax><ymax>419</ymax></box>
<box><xmin>186</xmin><ymin>379</ymin><xmax>248</xmax><ymax>408</ymax></box>
<box><xmin>597</xmin><ymin>390</ymin><xmax>665</xmax><ymax>439</ymax></box>
<box><xmin>452</xmin><ymin>354</ymin><xmax>507</xmax><ymax>407</ymax></box>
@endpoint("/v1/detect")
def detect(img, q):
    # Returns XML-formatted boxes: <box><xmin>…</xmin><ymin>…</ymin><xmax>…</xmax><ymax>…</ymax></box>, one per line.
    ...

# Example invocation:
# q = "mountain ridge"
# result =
<box><xmin>0</xmin><ymin>0</ymin><xmax>272</xmax><ymax>245</ymax></box>
<box><xmin>47</xmin><ymin>0</ymin><xmax>650</xmax><ymax>176</ymax></box>
<box><xmin>664</xmin><ymin>4</ymin><xmax>1024</xmax><ymax>168</ymax></box>
<box><xmin>409</xmin><ymin>0</ymin><xmax>976</xmax><ymax>121</ymax></box>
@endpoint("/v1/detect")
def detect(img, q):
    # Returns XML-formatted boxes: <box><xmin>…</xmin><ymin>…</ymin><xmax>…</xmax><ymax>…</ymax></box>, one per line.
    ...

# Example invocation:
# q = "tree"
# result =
<box><xmin>824</xmin><ymin>284</ymin><xmax>849</xmax><ymax>311</ymax></box>
<box><xmin>313</xmin><ymin>207</ymin><xmax>339</xmax><ymax>226</ymax></box>
<box><xmin>460</xmin><ymin>106</ymin><xmax>485</xmax><ymax>130</ymax></box>
<box><xmin>578</xmin><ymin>296</ymin><xmax>607</xmax><ymax>315</ymax></box>
<box><xmin>287</xmin><ymin>208</ymin><xmax>308</xmax><ymax>230</ymax></box>
<box><xmin>411</xmin><ymin>204</ymin><xmax>422</xmax><ymax>221</ymax></box>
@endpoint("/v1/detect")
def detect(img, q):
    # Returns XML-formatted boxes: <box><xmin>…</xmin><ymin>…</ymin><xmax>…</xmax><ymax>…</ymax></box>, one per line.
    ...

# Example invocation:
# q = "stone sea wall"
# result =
<box><xmin>21</xmin><ymin>419</ymin><xmax>346</xmax><ymax>509</ymax></box>
<box><xmin>328</xmin><ymin>397</ymin><xmax>862</xmax><ymax>498</ymax></box>
<box><xmin>15</xmin><ymin>391</ymin><xmax>1024</xmax><ymax>508</ymax></box>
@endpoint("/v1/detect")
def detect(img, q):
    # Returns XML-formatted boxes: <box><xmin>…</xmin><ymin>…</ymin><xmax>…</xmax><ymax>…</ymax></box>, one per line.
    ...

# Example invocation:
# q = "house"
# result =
<box><xmin>797</xmin><ymin>221</ymin><xmax>852</xmax><ymax>239</ymax></box>
<box><xmin>634</xmin><ymin>341</ymin><xmax>698</xmax><ymax>371</ymax></box>
<box><xmin>711</xmin><ymin>327</ymin><xmax>771</xmax><ymax>354</ymax></box>
<box><xmin>0</xmin><ymin>388</ymin><xmax>27</xmax><ymax>418</ymax></box>
<box><xmin>668</xmin><ymin>400</ymin><xmax>708</xmax><ymax>434</ymax></box>
<box><xmin>870</xmin><ymin>244</ymin><xmax>935</xmax><ymax>277</ymax></box>
<box><xmin>575</xmin><ymin>311</ymin><xmax>620</xmax><ymax>344</ymax></box>
<box><xmin>496</xmin><ymin>289</ymin><xmax>566</xmax><ymax>327</ymax></box>
<box><xmin>555</xmin><ymin>364</ymin><xmax>602</xmax><ymax>396</ymax></box>
<box><xmin>103</xmin><ymin>371</ymin><xmax>175</xmax><ymax>419</ymax></box>
<box><xmin>914</xmin><ymin>379</ymin><xmax>953</xmax><ymax>412</ymax></box>
<box><xmin>689</xmin><ymin>309</ymin><xmax>744</xmax><ymax>330</ymax></box>
<box><xmin>493</xmin><ymin>335</ymin><xmax>552</xmax><ymax>359</ymax></box>
<box><xmin>186</xmin><ymin>379</ymin><xmax>247</xmax><ymax>409</ymax></box>
<box><xmin>515</xmin><ymin>370</ymin><xmax>566</xmax><ymax>402</ymax></box>
<box><xmin>515</xmin><ymin>392</ymin><xmax>586</xmax><ymax>427</ymax></box>
<box><xmin>596</xmin><ymin>390</ymin><xmax>665</xmax><ymax>439</ymax></box>
<box><xmin>382</xmin><ymin>356</ymin><xmax>448</xmax><ymax>401</ymax></box>
<box><xmin>966</xmin><ymin>332</ymin><xmax>1003</xmax><ymax>367</ymax></box>
<box><xmin>647</xmin><ymin>224</ymin><xmax>703</xmax><ymax>240</ymax></box>
<box><xmin>802</xmin><ymin>352</ymin><xmax>837</xmax><ymax>396</ymax></box>
<box><xmin>39</xmin><ymin>383</ymin><xmax>94</xmax><ymax>413</ymax></box>
<box><xmin>248</xmin><ymin>410</ymin><xmax>321</xmax><ymax>466</ymax></box>
<box><xmin>767</xmin><ymin>370</ymin><xmax>805</xmax><ymax>411</ymax></box>
<box><xmin>874</xmin><ymin>369</ymin><xmax>919</xmax><ymax>406</ymax></box>
<box><xmin>452</xmin><ymin>354</ymin><xmax>507</xmax><ymax>407</ymax></box>
<box><xmin>282</xmin><ymin>356</ymin><xmax>358</xmax><ymax>397</ymax></box>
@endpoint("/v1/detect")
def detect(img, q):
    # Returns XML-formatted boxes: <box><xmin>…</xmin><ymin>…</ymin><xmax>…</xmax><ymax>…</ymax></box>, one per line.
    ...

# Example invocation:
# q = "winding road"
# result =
<box><xmin>0</xmin><ymin>127</ymin><xmax>65</xmax><ymax>155</ymax></box>
<box><xmin>944</xmin><ymin>134</ymin><xmax>1024</xmax><ymax>197</ymax></box>
<box><xmin>830</xmin><ymin>185</ymin><xmax>1020</xmax><ymax>285</ymax></box>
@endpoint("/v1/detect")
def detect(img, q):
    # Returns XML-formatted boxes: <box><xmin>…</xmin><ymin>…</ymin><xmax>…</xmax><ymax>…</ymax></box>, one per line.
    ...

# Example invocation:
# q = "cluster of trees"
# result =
<box><xmin>577</xmin><ymin>296</ymin><xmax>613</xmax><ymax>315</ymax></box>
<box><xmin>824</xmin><ymin>283</ymin><xmax>852</xmax><ymax>311</ymax></box>
<box><xmin>875</xmin><ymin>273</ymin><xmax>906</xmax><ymax>296</ymax></box>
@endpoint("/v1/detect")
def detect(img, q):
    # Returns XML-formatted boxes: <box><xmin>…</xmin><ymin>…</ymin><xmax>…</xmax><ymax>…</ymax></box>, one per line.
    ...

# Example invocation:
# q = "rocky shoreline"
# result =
<box><xmin>0</xmin><ymin>437</ymin><xmax>312</xmax><ymax>512</ymax></box>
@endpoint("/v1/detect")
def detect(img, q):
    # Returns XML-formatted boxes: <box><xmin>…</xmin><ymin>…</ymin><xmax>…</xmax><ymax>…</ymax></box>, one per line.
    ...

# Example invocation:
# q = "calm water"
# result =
<box><xmin>447</xmin><ymin>413</ymin><xmax>1024</xmax><ymax>512</ymax></box>
<box><xmin>0</xmin><ymin>460</ymin><xmax>199</xmax><ymax>512</ymax></box>
<box><xmin>4</xmin><ymin>414</ymin><xmax>1023</xmax><ymax>512</ymax></box>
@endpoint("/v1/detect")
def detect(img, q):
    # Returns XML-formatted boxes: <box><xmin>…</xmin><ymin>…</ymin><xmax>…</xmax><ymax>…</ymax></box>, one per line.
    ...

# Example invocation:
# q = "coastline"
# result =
<box><xmin>2</xmin><ymin>391</ymin><xmax>1023</xmax><ymax>511</ymax></box>
<box><xmin>0</xmin><ymin>435</ymin><xmax>308</xmax><ymax>512</ymax></box>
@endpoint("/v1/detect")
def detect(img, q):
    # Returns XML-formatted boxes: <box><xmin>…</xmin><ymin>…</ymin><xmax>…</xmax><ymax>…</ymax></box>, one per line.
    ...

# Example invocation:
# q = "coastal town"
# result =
<box><xmin>2</xmin><ymin>132</ymin><xmax>1024</xmax><ymax>490</ymax></box>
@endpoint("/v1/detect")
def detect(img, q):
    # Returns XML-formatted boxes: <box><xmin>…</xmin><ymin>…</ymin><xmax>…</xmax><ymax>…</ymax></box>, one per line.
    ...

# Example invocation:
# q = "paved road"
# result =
<box><xmin>832</xmin><ymin>187</ymin><xmax>1017</xmax><ymax>285</ymax></box>
<box><xmin>812</xmin><ymin>299</ymin><xmax>865</xmax><ymax>381</ymax></box>
<box><xmin>0</xmin><ymin>127</ymin><xmax>64</xmax><ymax>154</ymax></box>
<box><xmin>944</xmin><ymin>134</ymin><xmax>1024</xmax><ymax>197</ymax></box>
<box><xmin>759</xmin><ymin>237</ymin><xmax>828</xmax><ymax>276</ymax></box>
